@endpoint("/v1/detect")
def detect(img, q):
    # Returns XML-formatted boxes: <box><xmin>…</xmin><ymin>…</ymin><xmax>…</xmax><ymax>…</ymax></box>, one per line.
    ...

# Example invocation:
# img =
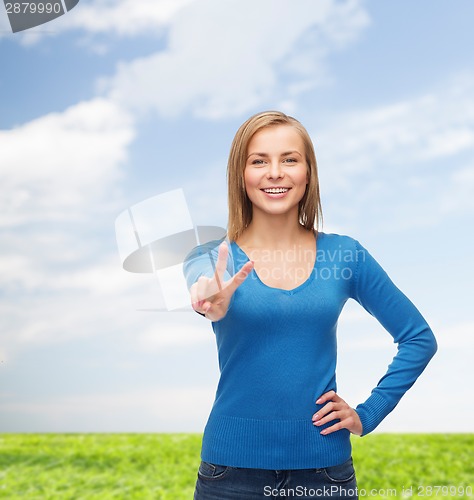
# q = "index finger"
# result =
<box><xmin>316</xmin><ymin>390</ymin><xmax>339</xmax><ymax>405</ymax></box>
<box><xmin>208</xmin><ymin>241</ymin><xmax>228</xmax><ymax>291</ymax></box>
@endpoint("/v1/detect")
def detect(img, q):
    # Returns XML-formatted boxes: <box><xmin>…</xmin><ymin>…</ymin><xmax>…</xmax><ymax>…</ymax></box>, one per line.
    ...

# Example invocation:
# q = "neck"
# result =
<box><xmin>239</xmin><ymin>208</ymin><xmax>309</xmax><ymax>248</ymax></box>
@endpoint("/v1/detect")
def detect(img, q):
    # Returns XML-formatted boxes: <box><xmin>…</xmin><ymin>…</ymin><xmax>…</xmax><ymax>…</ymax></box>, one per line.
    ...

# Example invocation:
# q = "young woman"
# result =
<box><xmin>184</xmin><ymin>111</ymin><xmax>437</xmax><ymax>499</ymax></box>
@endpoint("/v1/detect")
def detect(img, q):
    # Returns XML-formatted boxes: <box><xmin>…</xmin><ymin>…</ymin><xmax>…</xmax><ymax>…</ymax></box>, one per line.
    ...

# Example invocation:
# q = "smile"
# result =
<box><xmin>261</xmin><ymin>187</ymin><xmax>290</xmax><ymax>194</ymax></box>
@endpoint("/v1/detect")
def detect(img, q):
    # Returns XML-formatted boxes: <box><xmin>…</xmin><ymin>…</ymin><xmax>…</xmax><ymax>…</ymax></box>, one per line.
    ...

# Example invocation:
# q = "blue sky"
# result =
<box><xmin>1</xmin><ymin>0</ymin><xmax>473</xmax><ymax>433</ymax></box>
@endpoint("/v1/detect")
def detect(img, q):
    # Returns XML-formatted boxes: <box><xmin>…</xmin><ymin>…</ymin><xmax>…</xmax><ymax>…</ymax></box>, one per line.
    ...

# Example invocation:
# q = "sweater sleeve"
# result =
<box><xmin>350</xmin><ymin>238</ymin><xmax>438</xmax><ymax>435</ymax></box>
<box><xmin>182</xmin><ymin>238</ymin><xmax>229</xmax><ymax>290</ymax></box>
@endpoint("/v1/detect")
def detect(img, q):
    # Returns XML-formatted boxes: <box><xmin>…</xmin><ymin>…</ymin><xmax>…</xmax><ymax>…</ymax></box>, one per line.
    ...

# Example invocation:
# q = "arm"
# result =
<box><xmin>350</xmin><ymin>239</ymin><xmax>438</xmax><ymax>435</ymax></box>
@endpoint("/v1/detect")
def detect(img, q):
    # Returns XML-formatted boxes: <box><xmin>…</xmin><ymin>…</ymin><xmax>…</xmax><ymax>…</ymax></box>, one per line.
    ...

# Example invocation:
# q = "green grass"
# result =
<box><xmin>0</xmin><ymin>434</ymin><xmax>472</xmax><ymax>499</ymax></box>
<box><xmin>352</xmin><ymin>434</ymin><xmax>473</xmax><ymax>499</ymax></box>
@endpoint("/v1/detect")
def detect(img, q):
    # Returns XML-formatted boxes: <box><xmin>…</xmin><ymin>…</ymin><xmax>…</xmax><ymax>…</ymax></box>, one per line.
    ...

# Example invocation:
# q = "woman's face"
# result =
<box><xmin>244</xmin><ymin>125</ymin><xmax>308</xmax><ymax>219</ymax></box>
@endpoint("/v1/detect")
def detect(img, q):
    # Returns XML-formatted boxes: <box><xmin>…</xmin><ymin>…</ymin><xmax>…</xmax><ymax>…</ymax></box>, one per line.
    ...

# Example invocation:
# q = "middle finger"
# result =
<box><xmin>312</xmin><ymin>401</ymin><xmax>336</xmax><ymax>421</ymax></box>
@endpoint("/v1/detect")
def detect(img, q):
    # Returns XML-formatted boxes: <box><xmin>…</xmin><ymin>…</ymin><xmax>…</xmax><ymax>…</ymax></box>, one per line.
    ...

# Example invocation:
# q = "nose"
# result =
<box><xmin>267</xmin><ymin>160</ymin><xmax>283</xmax><ymax>179</ymax></box>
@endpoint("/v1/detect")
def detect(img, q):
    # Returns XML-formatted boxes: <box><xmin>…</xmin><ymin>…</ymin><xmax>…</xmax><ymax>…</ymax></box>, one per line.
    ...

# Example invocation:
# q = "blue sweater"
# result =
<box><xmin>184</xmin><ymin>232</ymin><xmax>437</xmax><ymax>469</ymax></box>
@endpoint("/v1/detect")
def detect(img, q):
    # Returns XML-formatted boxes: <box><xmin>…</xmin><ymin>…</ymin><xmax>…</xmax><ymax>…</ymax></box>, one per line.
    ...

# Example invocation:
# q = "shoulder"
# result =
<box><xmin>184</xmin><ymin>237</ymin><xmax>225</xmax><ymax>262</ymax></box>
<box><xmin>316</xmin><ymin>232</ymin><xmax>368</xmax><ymax>276</ymax></box>
<box><xmin>317</xmin><ymin>230</ymin><xmax>360</xmax><ymax>252</ymax></box>
<box><xmin>182</xmin><ymin>237</ymin><xmax>225</xmax><ymax>287</ymax></box>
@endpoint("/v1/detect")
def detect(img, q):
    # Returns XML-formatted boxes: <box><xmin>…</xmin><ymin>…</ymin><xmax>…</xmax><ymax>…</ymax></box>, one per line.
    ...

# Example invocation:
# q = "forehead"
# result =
<box><xmin>247</xmin><ymin>125</ymin><xmax>304</xmax><ymax>153</ymax></box>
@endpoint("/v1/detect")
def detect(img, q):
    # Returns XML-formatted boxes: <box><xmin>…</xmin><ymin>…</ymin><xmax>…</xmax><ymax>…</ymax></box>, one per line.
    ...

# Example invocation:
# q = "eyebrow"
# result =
<box><xmin>246</xmin><ymin>150</ymin><xmax>303</xmax><ymax>160</ymax></box>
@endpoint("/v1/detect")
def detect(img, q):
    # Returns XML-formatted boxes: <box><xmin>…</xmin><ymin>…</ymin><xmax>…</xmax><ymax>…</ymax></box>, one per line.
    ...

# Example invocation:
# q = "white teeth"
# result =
<box><xmin>263</xmin><ymin>188</ymin><xmax>289</xmax><ymax>194</ymax></box>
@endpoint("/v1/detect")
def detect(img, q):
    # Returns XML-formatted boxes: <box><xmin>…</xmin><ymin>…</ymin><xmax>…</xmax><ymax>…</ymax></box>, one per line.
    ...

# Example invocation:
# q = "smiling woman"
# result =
<box><xmin>227</xmin><ymin>112</ymin><xmax>322</xmax><ymax>242</ymax></box>
<box><xmin>183</xmin><ymin>111</ymin><xmax>438</xmax><ymax>500</ymax></box>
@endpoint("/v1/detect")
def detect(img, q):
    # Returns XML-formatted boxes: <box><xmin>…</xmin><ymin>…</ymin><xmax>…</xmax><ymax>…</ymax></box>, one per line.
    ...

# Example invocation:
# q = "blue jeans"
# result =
<box><xmin>193</xmin><ymin>456</ymin><xmax>358</xmax><ymax>499</ymax></box>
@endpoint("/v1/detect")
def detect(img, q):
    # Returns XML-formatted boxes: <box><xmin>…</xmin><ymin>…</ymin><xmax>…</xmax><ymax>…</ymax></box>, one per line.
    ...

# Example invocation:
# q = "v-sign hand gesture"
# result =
<box><xmin>190</xmin><ymin>241</ymin><xmax>254</xmax><ymax>322</ymax></box>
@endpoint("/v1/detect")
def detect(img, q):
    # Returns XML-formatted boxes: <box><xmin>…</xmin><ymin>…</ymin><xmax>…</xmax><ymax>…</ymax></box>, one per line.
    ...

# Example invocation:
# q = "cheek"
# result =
<box><xmin>244</xmin><ymin>168</ymin><xmax>258</xmax><ymax>189</ymax></box>
<box><xmin>295</xmin><ymin>167</ymin><xmax>308</xmax><ymax>187</ymax></box>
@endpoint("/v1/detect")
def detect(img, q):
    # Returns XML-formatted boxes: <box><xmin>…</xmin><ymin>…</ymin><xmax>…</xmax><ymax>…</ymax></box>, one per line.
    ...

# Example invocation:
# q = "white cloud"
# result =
<box><xmin>336</xmin><ymin>318</ymin><xmax>473</xmax><ymax>433</ymax></box>
<box><xmin>317</xmin><ymin>73</ymin><xmax>474</xmax><ymax>184</ymax></box>
<box><xmin>0</xmin><ymin>386</ymin><xmax>215</xmax><ymax>431</ymax></box>
<box><xmin>0</xmin><ymin>96</ymin><xmax>144</xmax><ymax>362</ymax></box>
<box><xmin>0</xmin><ymin>252</ymin><xmax>204</xmax><ymax>362</ymax></box>
<box><xmin>104</xmin><ymin>0</ymin><xmax>369</xmax><ymax>119</ymax></box>
<box><xmin>61</xmin><ymin>0</ymin><xmax>196</xmax><ymax>36</ymax></box>
<box><xmin>0</xmin><ymin>7</ymin><xmax>10</xmax><ymax>31</ymax></box>
<box><xmin>137</xmin><ymin>317</ymin><xmax>211</xmax><ymax>350</ymax></box>
<box><xmin>0</xmin><ymin>282</ymin><xmax>141</xmax><ymax>349</ymax></box>
<box><xmin>0</xmin><ymin>98</ymin><xmax>135</xmax><ymax>226</ymax></box>
<box><xmin>0</xmin><ymin>0</ymin><xmax>197</xmax><ymax>44</ymax></box>
<box><xmin>435</xmin><ymin>321</ymin><xmax>474</xmax><ymax>349</ymax></box>
<box><xmin>439</xmin><ymin>164</ymin><xmax>474</xmax><ymax>215</ymax></box>
<box><xmin>314</xmin><ymin>72</ymin><xmax>474</xmax><ymax>232</ymax></box>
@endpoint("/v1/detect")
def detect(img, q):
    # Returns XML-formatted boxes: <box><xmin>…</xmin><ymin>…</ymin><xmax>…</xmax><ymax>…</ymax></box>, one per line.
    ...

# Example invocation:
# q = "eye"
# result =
<box><xmin>251</xmin><ymin>159</ymin><xmax>265</xmax><ymax>165</ymax></box>
<box><xmin>283</xmin><ymin>158</ymin><xmax>297</xmax><ymax>164</ymax></box>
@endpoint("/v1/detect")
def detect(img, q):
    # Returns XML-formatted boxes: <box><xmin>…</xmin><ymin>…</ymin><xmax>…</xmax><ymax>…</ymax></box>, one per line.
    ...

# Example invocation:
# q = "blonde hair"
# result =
<box><xmin>227</xmin><ymin>111</ymin><xmax>323</xmax><ymax>241</ymax></box>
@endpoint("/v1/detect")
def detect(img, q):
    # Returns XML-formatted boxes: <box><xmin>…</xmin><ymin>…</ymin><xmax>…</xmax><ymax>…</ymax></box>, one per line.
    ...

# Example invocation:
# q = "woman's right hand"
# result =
<box><xmin>190</xmin><ymin>241</ymin><xmax>254</xmax><ymax>322</ymax></box>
